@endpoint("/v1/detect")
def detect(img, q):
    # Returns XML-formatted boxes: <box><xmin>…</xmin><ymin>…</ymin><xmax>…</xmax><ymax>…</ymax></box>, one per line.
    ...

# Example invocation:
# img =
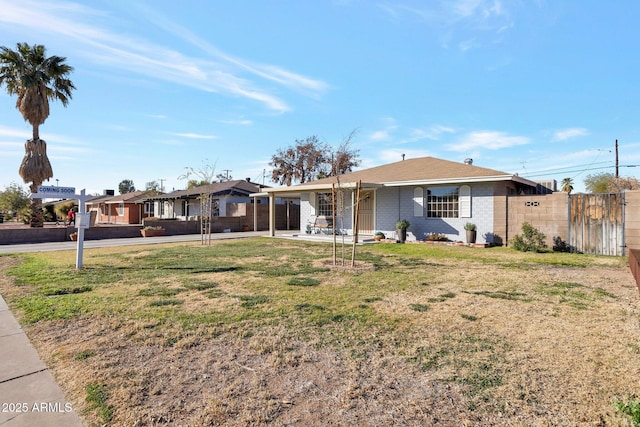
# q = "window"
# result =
<box><xmin>211</xmin><ymin>199</ymin><xmax>220</xmax><ymax>217</ymax></box>
<box><xmin>427</xmin><ymin>186</ymin><xmax>459</xmax><ymax>218</ymax></box>
<box><xmin>118</xmin><ymin>202</ymin><xmax>124</xmax><ymax>216</ymax></box>
<box><xmin>316</xmin><ymin>192</ymin><xmax>333</xmax><ymax>217</ymax></box>
<box><xmin>145</xmin><ymin>202</ymin><xmax>154</xmax><ymax>215</ymax></box>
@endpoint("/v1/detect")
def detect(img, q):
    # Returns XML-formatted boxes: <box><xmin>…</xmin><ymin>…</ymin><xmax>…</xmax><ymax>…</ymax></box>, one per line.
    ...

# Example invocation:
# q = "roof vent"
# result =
<box><xmin>464</xmin><ymin>158</ymin><xmax>473</xmax><ymax>165</ymax></box>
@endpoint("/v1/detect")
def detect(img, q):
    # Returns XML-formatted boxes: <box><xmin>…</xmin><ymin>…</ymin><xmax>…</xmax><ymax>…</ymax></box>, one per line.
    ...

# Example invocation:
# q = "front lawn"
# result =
<box><xmin>0</xmin><ymin>238</ymin><xmax>638</xmax><ymax>426</ymax></box>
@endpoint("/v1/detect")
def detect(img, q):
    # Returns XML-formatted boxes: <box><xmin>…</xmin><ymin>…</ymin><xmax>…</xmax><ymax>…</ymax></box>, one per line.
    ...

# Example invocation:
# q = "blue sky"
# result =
<box><xmin>1</xmin><ymin>0</ymin><xmax>639</xmax><ymax>195</ymax></box>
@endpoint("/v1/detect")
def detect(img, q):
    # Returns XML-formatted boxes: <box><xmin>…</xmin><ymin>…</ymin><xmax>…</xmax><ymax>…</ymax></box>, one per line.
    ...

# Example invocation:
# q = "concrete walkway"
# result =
<box><xmin>0</xmin><ymin>294</ymin><xmax>83</xmax><ymax>426</ymax></box>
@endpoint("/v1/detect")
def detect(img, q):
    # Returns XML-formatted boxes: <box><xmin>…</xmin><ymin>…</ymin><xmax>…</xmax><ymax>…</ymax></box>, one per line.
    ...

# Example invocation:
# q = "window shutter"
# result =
<box><xmin>413</xmin><ymin>187</ymin><xmax>424</xmax><ymax>217</ymax></box>
<box><xmin>459</xmin><ymin>185</ymin><xmax>471</xmax><ymax>218</ymax></box>
<box><xmin>309</xmin><ymin>192</ymin><xmax>316</xmax><ymax>215</ymax></box>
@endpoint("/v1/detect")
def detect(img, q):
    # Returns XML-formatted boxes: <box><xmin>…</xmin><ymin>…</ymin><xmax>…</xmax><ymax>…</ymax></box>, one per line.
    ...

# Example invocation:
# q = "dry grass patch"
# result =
<box><xmin>0</xmin><ymin>241</ymin><xmax>639</xmax><ymax>426</ymax></box>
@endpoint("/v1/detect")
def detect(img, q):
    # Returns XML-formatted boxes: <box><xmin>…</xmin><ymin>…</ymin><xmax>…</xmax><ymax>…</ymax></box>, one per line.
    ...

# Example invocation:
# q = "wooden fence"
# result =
<box><xmin>568</xmin><ymin>193</ymin><xmax>625</xmax><ymax>256</ymax></box>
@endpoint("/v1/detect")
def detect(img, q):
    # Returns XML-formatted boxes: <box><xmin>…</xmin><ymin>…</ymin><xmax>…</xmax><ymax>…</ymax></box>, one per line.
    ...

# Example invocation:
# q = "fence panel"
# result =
<box><xmin>569</xmin><ymin>193</ymin><xmax>625</xmax><ymax>256</ymax></box>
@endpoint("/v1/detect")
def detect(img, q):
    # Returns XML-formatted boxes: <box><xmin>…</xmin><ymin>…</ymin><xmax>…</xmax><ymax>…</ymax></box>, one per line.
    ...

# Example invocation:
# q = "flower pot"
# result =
<box><xmin>242</xmin><ymin>225</ymin><xmax>250</xmax><ymax>232</ymax></box>
<box><xmin>69</xmin><ymin>234</ymin><xmax>77</xmax><ymax>241</ymax></box>
<box><xmin>466</xmin><ymin>230</ymin><xmax>477</xmax><ymax>244</ymax></box>
<box><xmin>397</xmin><ymin>228</ymin><xmax>407</xmax><ymax>243</ymax></box>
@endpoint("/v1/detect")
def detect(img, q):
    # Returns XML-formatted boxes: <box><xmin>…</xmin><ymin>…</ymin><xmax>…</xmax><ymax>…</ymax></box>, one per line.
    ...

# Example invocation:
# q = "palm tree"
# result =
<box><xmin>0</xmin><ymin>43</ymin><xmax>75</xmax><ymax>227</ymax></box>
<box><xmin>561</xmin><ymin>177</ymin><xmax>574</xmax><ymax>194</ymax></box>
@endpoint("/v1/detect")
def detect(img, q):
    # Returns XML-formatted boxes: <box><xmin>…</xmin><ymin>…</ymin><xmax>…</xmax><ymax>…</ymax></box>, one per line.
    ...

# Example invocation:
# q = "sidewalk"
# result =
<box><xmin>0</xmin><ymin>295</ymin><xmax>83</xmax><ymax>426</ymax></box>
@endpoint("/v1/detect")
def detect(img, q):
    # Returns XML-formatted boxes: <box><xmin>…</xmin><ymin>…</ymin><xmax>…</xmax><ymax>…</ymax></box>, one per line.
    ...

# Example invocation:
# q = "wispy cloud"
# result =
<box><xmin>368</xmin><ymin>117</ymin><xmax>399</xmax><ymax>142</ymax></box>
<box><xmin>447</xmin><ymin>131</ymin><xmax>529</xmax><ymax>151</ymax></box>
<box><xmin>378</xmin><ymin>0</ymin><xmax>515</xmax><ymax>51</ymax></box>
<box><xmin>219</xmin><ymin>119</ymin><xmax>253</xmax><ymax>126</ymax></box>
<box><xmin>552</xmin><ymin>128</ymin><xmax>589</xmax><ymax>142</ymax></box>
<box><xmin>0</xmin><ymin>0</ymin><xmax>328</xmax><ymax>113</ymax></box>
<box><xmin>172</xmin><ymin>132</ymin><xmax>217</xmax><ymax>140</ymax></box>
<box><xmin>406</xmin><ymin>125</ymin><xmax>456</xmax><ymax>142</ymax></box>
<box><xmin>0</xmin><ymin>125</ymin><xmax>30</xmax><ymax>140</ymax></box>
<box><xmin>370</xmin><ymin>130</ymin><xmax>391</xmax><ymax>141</ymax></box>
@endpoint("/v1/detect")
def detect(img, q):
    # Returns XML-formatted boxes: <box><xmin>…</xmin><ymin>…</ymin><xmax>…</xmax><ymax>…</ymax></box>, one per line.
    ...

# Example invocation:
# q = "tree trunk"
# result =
<box><xmin>28</xmin><ymin>182</ymin><xmax>44</xmax><ymax>227</ymax></box>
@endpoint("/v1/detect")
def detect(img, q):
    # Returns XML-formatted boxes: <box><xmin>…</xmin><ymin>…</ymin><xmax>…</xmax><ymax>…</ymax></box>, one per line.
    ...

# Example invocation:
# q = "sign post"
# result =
<box><xmin>74</xmin><ymin>189</ymin><xmax>91</xmax><ymax>269</ymax></box>
<box><xmin>30</xmin><ymin>186</ymin><xmax>91</xmax><ymax>269</ymax></box>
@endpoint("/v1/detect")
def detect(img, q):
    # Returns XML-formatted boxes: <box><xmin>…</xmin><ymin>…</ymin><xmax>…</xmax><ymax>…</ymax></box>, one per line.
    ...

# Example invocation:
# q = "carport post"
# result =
<box><xmin>269</xmin><ymin>193</ymin><xmax>276</xmax><ymax>236</ymax></box>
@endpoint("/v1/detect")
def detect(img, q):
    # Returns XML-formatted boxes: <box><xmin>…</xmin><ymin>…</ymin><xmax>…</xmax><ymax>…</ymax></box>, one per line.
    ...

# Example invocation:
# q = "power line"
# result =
<box><xmin>519</xmin><ymin>161</ymin><xmax>614</xmax><ymax>178</ymax></box>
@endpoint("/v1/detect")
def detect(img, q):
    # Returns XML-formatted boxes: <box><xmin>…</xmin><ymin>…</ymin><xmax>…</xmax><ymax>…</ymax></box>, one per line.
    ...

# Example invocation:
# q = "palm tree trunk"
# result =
<box><xmin>28</xmin><ymin>182</ymin><xmax>44</xmax><ymax>227</ymax></box>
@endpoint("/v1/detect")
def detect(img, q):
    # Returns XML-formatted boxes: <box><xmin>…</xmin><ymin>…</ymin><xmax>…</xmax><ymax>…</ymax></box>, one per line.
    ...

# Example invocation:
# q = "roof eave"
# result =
<box><xmin>382</xmin><ymin>175</ymin><xmax>538</xmax><ymax>187</ymax></box>
<box><xmin>261</xmin><ymin>182</ymin><xmax>383</xmax><ymax>194</ymax></box>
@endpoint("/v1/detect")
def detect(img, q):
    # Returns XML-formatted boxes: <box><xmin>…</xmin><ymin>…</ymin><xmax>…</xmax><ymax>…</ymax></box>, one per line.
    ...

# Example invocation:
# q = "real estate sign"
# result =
<box><xmin>34</xmin><ymin>185</ymin><xmax>76</xmax><ymax>199</ymax></box>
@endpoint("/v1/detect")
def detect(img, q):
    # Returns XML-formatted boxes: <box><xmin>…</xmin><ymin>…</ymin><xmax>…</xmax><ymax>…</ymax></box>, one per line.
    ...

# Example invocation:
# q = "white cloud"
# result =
<box><xmin>447</xmin><ymin>131</ymin><xmax>529</xmax><ymax>151</ymax></box>
<box><xmin>0</xmin><ymin>125</ymin><xmax>30</xmax><ymax>139</ymax></box>
<box><xmin>378</xmin><ymin>0</ymin><xmax>515</xmax><ymax>51</ymax></box>
<box><xmin>172</xmin><ymin>133</ymin><xmax>217</xmax><ymax>140</ymax></box>
<box><xmin>370</xmin><ymin>131</ymin><xmax>391</xmax><ymax>141</ymax></box>
<box><xmin>407</xmin><ymin>125</ymin><xmax>456</xmax><ymax>142</ymax></box>
<box><xmin>552</xmin><ymin>128</ymin><xmax>589</xmax><ymax>141</ymax></box>
<box><xmin>219</xmin><ymin>119</ymin><xmax>253</xmax><ymax>126</ymax></box>
<box><xmin>0</xmin><ymin>0</ymin><xmax>327</xmax><ymax>113</ymax></box>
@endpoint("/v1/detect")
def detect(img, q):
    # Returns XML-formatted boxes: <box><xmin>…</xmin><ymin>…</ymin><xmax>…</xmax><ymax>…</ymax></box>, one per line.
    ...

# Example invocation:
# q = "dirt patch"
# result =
<box><xmin>1</xmin><ymin>247</ymin><xmax>639</xmax><ymax>426</ymax></box>
<box><xmin>313</xmin><ymin>258</ymin><xmax>375</xmax><ymax>273</ymax></box>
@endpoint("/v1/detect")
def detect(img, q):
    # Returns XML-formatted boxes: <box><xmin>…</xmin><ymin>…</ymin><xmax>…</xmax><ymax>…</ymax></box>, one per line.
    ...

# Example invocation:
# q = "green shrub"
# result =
<box><xmin>510</xmin><ymin>222</ymin><xmax>547</xmax><ymax>252</ymax></box>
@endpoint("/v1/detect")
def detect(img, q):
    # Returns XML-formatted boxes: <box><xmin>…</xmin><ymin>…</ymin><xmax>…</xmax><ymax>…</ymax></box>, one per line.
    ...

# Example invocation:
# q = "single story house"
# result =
<box><xmin>86</xmin><ymin>190</ymin><xmax>154</xmax><ymax>224</ymax></box>
<box><xmin>143</xmin><ymin>179</ymin><xmax>275</xmax><ymax>220</ymax></box>
<box><xmin>258</xmin><ymin>156</ymin><xmax>546</xmax><ymax>244</ymax></box>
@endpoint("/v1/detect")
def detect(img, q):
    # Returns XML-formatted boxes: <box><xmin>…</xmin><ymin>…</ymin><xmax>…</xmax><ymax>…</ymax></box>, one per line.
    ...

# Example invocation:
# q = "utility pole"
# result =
<box><xmin>615</xmin><ymin>139</ymin><xmax>619</xmax><ymax>177</ymax></box>
<box><xmin>158</xmin><ymin>178</ymin><xmax>166</xmax><ymax>192</ymax></box>
<box><xmin>222</xmin><ymin>169</ymin><xmax>232</xmax><ymax>181</ymax></box>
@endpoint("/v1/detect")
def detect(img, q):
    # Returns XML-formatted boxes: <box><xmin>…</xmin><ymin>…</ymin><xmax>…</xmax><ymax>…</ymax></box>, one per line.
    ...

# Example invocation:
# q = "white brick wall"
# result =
<box><xmin>299</xmin><ymin>183</ymin><xmax>496</xmax><ymax>243</ymax></box>
<box><xmin>374</xmin><ymin>184</ymin><xmax>495</xmax><ymax>243</ymax></box>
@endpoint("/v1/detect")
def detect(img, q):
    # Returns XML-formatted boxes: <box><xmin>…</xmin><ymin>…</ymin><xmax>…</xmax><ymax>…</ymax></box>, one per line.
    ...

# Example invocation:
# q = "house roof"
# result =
<box><xmin>144</xmin><ymin>180</ymin><xmax>265</xmax><ymax>201</ymax></box>
<box><xmin>86</xmin><ymin>190</ymin><xmax>154</xmax><ymax>205</ymax></box>
<box><xmin>260</xmin><ymin>156</ymin><xmax>538</xmax><ymax>194</ymax></box>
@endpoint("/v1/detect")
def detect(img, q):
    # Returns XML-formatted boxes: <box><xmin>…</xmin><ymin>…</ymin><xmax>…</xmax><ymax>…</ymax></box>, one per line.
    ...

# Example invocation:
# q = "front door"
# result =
<box><xmin>357</xmin><ymin>190</ymin><xmax>375</xmax><ymax>234</ymax></box>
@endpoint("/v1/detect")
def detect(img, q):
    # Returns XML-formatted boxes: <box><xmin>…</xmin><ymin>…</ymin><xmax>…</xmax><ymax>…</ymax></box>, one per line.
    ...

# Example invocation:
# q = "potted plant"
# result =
<box><xmin>396</xmin><ymin>219</ymin><xmax>410</xmax><ymax>243</ymax></box>
<box><xmin>464</xmin><ymin>222</ymin><xmax>477</xmax><ymax>244</ymax></box>
<box><xmin>374</xmin><ymin>231</ymin><xmax>385</xmax><ymax>242</ymax></box>
<box><xmin>141</xmin><ymin>225</ymin><xmax>165</xmax><ymax>237</ymax></box>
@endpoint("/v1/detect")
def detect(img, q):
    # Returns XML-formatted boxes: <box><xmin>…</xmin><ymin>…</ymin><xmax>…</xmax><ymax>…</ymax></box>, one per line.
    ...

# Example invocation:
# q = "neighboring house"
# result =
<box><xmin>86</xmin><ymin>190</ymin><xmax>154</xmax><ymax>224</ymax></box>
<box><xmin>144</xmin><ymin>179</ymin><xmax>273</xmax><ymax>220</ymax></box>
<box><xmin>259</xmin><ymin>156</ymin><xmax>544</xmax><ymax>244</ymax></box>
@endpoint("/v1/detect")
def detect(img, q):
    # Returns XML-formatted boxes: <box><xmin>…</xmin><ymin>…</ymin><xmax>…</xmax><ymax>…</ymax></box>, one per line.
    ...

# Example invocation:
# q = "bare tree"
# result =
<box><xmin>178</xmin><ymin>159</ymin><xmax>217</xmax><ymax>187</ymax></box>
<box><xmin>270</xmin><ymin>131</ymin><xmax>360</xmax><ymax>186</ymax></box>
<box><xmin>326</xmin><ymin>129</ymin><xmax>360</xmax><ymax>177</ymax></box>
